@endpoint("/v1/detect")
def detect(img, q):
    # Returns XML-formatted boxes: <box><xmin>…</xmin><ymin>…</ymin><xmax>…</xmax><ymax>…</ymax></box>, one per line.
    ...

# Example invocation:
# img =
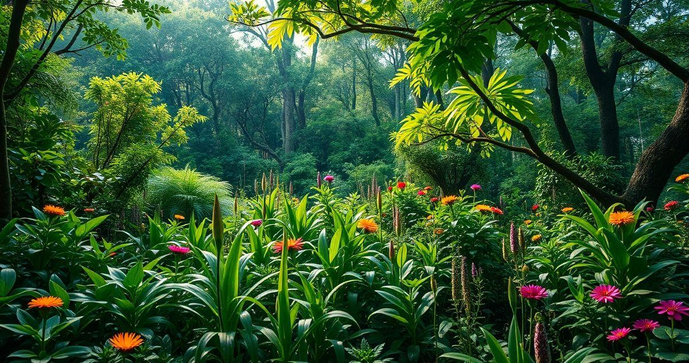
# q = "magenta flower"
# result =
<box><xmin>250</xmin><ymin>219</ymin><xmax>263</xmax><ymax>227</ymax></box>
<box><xmin>168</xmin><ymin>245</ymin><xmax>191</xmax><ymax>254</ymax></box>
<box><xmin>590</xmin><ymin>285</ymin><xmax>622</xmax><ymax>303</ymax></box>
<box><xmin>470</xmin><ymin>184</ymin><xmax>482</xmax><ymax>191</ymax></box>
<box><xmin>633</xmin><ymin>319</ymin><xmax>660</xmax><ymax>332</ymax></box>
<box><xmin>417</xmin><ymin>190</ymin><xmax>426</xmax><ymax>196</ymax></box>
<box><xmin>655</xmin><ymin>300</ymin><xmax>689</xmax><ymax>321</ymax></box>
<box><xmin>324</xmin><ymin>175</ymin><xmax>334</xmax><ymax>183</ymax></box>
<box><xmin>607</xmin><ymin>327</ymin><xmax>631</xmax><ymax>341</ymax></box>
<box><xmin>520</xmin><ymin>285</ymin><xmax>548</xmax><ymax>300</ymax></box>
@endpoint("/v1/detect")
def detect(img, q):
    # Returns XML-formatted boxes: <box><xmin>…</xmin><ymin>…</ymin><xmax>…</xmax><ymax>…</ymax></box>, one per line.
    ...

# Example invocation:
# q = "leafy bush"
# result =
<box><xmin>146</xmin><ymin>166</ymin><xmax>232</xmax><ymax>219</ymax></box>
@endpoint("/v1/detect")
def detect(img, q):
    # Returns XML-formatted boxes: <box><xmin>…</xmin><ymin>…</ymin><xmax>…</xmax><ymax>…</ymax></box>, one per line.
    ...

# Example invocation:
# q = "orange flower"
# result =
<box><xmin>84</xmin><ymin>208</ymin><xmax>95</xmax><ymax>213</ymax></box>
<box><xmin>676</xmin><ymin>174</ymin><xmax>689</xmax><ymax>183</ymax></box>
<box><xmin>609</xmin><ymin>211</ymin><xmax>635</xmax><ymax>226</ymax></box>
<box><xmin>531</xmin><ymin>234</ymin><xmax>542</xmax><ymax>242</ymax></box>
<box><xmin>43</xmin><ymin>205</ymin><xmax>65</xmax><ymax>216</ymax></box>
<box><xmin>561</xmin><ymin>207</ymin><xmax>574</xmax><ymax>213</ymax></box>
<box><xmin>357</xmin><ymin>218</ymin><xmax>379</xmax><ymax>233</ymax></box>
<box><xmin>434</xmin><ymin>228</ymin><xmax>444</xmax><ymax>235</ymax></box>
<box><xmin>490</xmin><ymin>206</ymin><xmax>504</xmax><ymax>215</ymax></box>
<box><xmin>109</xmin><ymin>332</ymin><xmax>144</xmax><ymax>352</ymax></box>
<box><xmin>28</xmin><ymin>296</ymin><xmax>63</xmax><ymax>309</ymax></box>
<box><xmin>426</xmin><ymin>215</ymin><xmax>433</xmax><ymax>220</ymax></box>
<box><xmin>524</xmin><ymin>219</ymin><xmax>532</xmax><ymax>225</ymax></box>
<box><xmin>474</xmin><ymin>204</ymin><xmax>492</xmax><ymax>213</ymax></box>
<box><xmin>174</xmin><ymin>214</ymin><xmax>185</xmax><ymax>221</ymax></box>
<box><xmin>273</xmin><ymin>238</ymin><xmax>304</xmax><ymax>253</ymax></box>
<box><xmin>441</xmin><ymin>195</ymin><xmax>459</xmax><ymax>206</ymax></box>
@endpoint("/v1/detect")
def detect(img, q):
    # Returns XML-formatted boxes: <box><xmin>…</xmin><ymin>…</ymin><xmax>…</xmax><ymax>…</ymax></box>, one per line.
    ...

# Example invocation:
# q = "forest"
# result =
<box><xmin>0</xmin><ymin>0</ymin><xmax>688</xmax><ymax>362</ymax></box>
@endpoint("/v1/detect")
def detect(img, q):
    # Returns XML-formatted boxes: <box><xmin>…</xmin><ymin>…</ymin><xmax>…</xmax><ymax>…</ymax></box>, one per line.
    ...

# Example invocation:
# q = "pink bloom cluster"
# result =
<box><xmin>168</xmin><ymin>245</ymin><xmax>191</xmax><ymax>254</ymax></box>
<box><xmin>520</xmin><ymin>285</ymin><xmax>548</xmax><ymax>300</ymax></box>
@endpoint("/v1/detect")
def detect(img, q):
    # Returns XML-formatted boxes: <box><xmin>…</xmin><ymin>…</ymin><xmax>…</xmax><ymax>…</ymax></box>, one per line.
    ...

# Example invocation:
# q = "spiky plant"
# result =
<box><xmin>146</xmin><ymin>166</ymin><xmax>231</xmax><ymax>219</ymax></box>
<box><xmin>345</xmin><ymin>339</ymin><xmax>393</xmax><ymax>363</ymax></box>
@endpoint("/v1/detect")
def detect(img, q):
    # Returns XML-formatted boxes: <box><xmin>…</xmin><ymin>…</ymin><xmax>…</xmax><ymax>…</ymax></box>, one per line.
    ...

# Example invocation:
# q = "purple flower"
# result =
<box><xmin>470</xmin><ymin>184</ymin><xmax>482</xmax><ymax>191</ymax></box>
<box><xmin>471</xmin><ymin>263</ymin><xmax>478</xmax><ymax>277</ymax></box>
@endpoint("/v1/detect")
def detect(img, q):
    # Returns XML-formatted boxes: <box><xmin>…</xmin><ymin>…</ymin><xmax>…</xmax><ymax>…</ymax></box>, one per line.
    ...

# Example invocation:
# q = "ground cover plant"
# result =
<box><xmin>0</xmin><ymin>175</ymin><xmax>688</xmax><ymax>362</ymax></box>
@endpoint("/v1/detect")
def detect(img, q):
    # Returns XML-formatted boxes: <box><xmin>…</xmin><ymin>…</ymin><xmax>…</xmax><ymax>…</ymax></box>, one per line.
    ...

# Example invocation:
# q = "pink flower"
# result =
<box><xmin>250</xmin><ymin>219</ymin><xmax>263</xmax><ymax>227</ymax></box>
<box><xmin>470</xmin><ymin>184</ymin><xmax>481</xmax><ymax>191</ymax></box>
<box><xmin>664</xmin><ymin>200</ymin><xmax>679</xmax><ymax>211</ymax></box>
<box><xmin>633</xmin><ymin>319</ymin><xmax>660</xmax><ymax>332</ymax></box>
<box><xmin>655</xmin><ymin>300</ymin><xmax>689</xmax><ymax>321</ymax></box>
<box><xmin>590</xmin><ymin>285</ymin><xmax>622</xmax><ymax>303</ymax></box>
<box><xmin>520</xmin><ymin>285</ymin><xmax>548</xmax><ymax>300</ymax></box>
<box><xmin>417</xmin><ymin>190</ymin><xmax>426</xmax><ymax>196</ymax></box>
<box><xmin>324</xmin><ymin>175</ymin><xmax>334</xmax><ymax>183</ymax></box>
<box><xmin>607</xmin><ymin>327</ymin><xmax>631</xmax><ymax>341</ymax></box>
<box><xmin>168</xmin><ymin>245</ymin><xmax>191</xmax><ymax>254</ymax></box>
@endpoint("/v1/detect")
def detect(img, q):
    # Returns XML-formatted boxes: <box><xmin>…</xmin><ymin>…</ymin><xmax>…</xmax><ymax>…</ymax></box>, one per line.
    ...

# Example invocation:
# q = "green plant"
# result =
<box><xmin>146</xmin><ymin>166</ymin><xmax>232</xmax><ymax>219</ymax></box>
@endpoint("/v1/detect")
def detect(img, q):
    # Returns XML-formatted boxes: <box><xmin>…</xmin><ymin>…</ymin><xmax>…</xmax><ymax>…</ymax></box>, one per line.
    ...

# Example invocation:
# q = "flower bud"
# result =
<box><xmin>212</xmin><ymin>194</ymin><xmax>224</xmax><ymax>253</ymax></box>
<box><xmin>388</xmin><ymin>240</ymin><xmax>395</xmax><ymax>261</ymax></box>
<box><xmin>534</xmin><ymin>319</ymin><xmax>551</xmax><ymax>363</ymax></box>
<box><xmin>451</xmin><ymin>255</ymin><xmax>460</xmax><ymax>304</ymax></box>
<box><xmin>461</xmin><ymin>256</ymin><xmax>471</xmax><ymax>315</ymax></box>
<box><xmin>509</xmin><ymin>223</ymin><xmax>518</xmax><ymax>255</ymax></box>
<box><xmin>518</xmin><ymin>227</ymin><xmax>525</xmax><ymax>251</ymax></box>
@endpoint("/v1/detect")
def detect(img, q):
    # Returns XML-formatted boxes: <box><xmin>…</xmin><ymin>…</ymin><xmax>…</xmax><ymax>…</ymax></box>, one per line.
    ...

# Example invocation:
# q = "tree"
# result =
<box><xmin>0</xmin><ymin>0</ymin><xmax>169</xmax><ymax>220</ymax></box>
<box><xmin>235</xmin><ymin>0</ymin><xmax>689</xmax><ymax>207</ymax></box>
<box><xmin>85</xmin><ymin>72</ymin><xmax>206</xmax><ymax>206</ymax></box>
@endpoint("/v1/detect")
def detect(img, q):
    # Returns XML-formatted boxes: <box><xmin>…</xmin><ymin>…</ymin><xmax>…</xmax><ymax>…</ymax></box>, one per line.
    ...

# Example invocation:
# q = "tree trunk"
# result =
<box><xmin>367</xmin><ymin>74</ymin><xmax>380</xmax><ymax>126</ymax></box>
<box><xmin>297</xmin><ymin>37</ymin><xmax>319</xmax><ymax>130</ymax></box>
<box><xmin>0</xmin><ymin>0</ymin><xmax>29</xmax><ymax>220</ymax></box>
<box><xmin>351</xmin><ymin>57</ymin><xmax>357</xmax><ymax>110</ymax></box>
<box><xmin>282</xmin><ymin>87</ymin><xmax>296</xmax><ymax>153</ymax></box>
<box><xmin>542</xmin><ymin>52</ymin><xmax>578</xmax><ymax>157</ymax></box>
<box><xmin>578</xmin><ymin>0</ymin><xmax>631</xmax><ymax>161</ymax></box>
<box><xmin>621</xmin><ymin>82</ymin><xmax>689</xmax><ymax>205</ymax></box>
<box><xmin>595</xmin><ymin>86</ymin><xmax>620</xmax><ymax>159</ymax></box>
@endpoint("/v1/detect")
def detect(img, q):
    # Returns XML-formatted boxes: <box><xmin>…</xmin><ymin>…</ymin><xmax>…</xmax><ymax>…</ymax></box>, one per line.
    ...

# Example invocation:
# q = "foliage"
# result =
<box><xmin>146</xmin><ymin>166</ymin><xmax>232</xmax><ymax>220</ymax></box>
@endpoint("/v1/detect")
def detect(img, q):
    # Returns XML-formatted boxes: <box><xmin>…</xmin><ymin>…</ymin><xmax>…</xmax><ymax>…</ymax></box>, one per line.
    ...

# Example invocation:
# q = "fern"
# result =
<box><xmin>146</xmin><ymin>166</ymin><xmax>232</xmax><ymax>219</ymax></box>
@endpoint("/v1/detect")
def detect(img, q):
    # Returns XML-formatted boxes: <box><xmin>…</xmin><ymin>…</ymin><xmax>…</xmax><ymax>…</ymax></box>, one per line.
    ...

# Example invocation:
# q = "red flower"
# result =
<box><xmin>430</xmin><ymin>197</ymin><xmax>439</xmax><ymax>203</ymax></box>
<box><xmin>646</xmin><ymin>206</ymin><xmax>654</xmax><ymax>212</ymax></box>
<box><xmin>490</xmin><ymin>207</ymin><xmax>503</xmax><ymax>215</ymax></box>
<box><xmin>424</xmin><ymin>186</ymin><xmax>432</xmax><ymax>191</ymax></box>
<box><xmin>387</xmin><ymin>186</ymin><xmax>393</xmax><ymax>192</ymax></box>
<box><xmin>633</xmin><ymin>319</ymin><xmax>660</xmax><ymax>332</ymax></box>
<box><xmin>520</xmin><ymin>285</ymin><xmax>548</xmax><ymax>300</ymax></box>
<box><xmin>664</xmin><ymin>200</ymin><xmax>679</xmax><ymax>211</ymax></box>
<box><xmin>417</xmin><ymin>190</ymin><xmax>426</xmax><ymax>196</ymax></box>
<box><xmin>532</xmin><ymin>204</ymin><xmax>539</xmax><ymax>212</ymax></box>
<box><xmin>655</xmin><ymin>300</ymin><xmax>689</xmax><ymax>321</ymax></box>
<box><xmin>607</xmin><ymin>327</ymin><xmax>631</xmax><ymax>341</ymax></box>
<box><xmin>397</xmin><ymin>181</ymin><xmax>406</xmax><ymax>189</ymax></box>
<box><xmin>590</xmin><ymin>285</ymin><xmax>622</xmax><ymax>303</ymax></box>
<box><xmin>273</xmin><ymin>238</ymin><xmax>304</xmax><ymax>254</ymax></box>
